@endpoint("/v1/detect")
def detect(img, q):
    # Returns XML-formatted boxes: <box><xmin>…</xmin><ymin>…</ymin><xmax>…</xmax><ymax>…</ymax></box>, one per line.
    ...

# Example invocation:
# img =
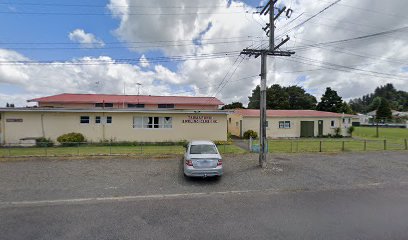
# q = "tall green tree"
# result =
<box><xmin>349</xmin><ymin>83</ymin><xmax>408</xmax><ymax>113</ymax></box>
<box><xmin>266</xmin><ymin>84</ymin><xmax>289</xmax><ymax>109</ymax></box>
<box><xmin>286</xmin><ymin>86</ymin><xmax>317</xmax><ymax>110</ymax></box>
<box><xmin>247</xmin><ymin>85</ymin><xmax>260</xmax><ymax>109</ymax></box>
<box><xmin>316</xmin><ymin>87</ymin><xmax>343</xmax><ymax>113</ymax></box>
<box><xmin>368</xmin><ymin>96</ymin><xmax>382</xmax><ymax>112</ymax></box>
<box><xmin>247</xmin><ymin>84</ymin><xmax>317</xmax><ymax>110</ymax></box>
<box><xmin>339</xmin><ymin>101</ymin><xmax>354</xmax><ymax>114</ymax></box>
<box><xmin>221</xmin><ymin>102</ymin><xmax>244</xmax><ymax>110</ymax></box>
<box><xmin>376</xmin><ymin>98</ymin><xmax>392</xmax><ymax>120</ymax></box>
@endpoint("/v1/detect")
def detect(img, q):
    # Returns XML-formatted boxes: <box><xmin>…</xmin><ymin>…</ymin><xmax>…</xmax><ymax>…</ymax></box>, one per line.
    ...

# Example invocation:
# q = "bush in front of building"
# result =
<box><xmin>347</xmin><ymin>126</ymin><xmax>355</xmax><ymax>137</ymax></box>
<box><xmin>57</xmin><ymin>132</ymin><xmax>86</xmax><ymax>146</ymax></box>
<box><xmin>35</xmin><ymin>137</ymin><xmax>54</xmax><ymax>147</ymax></box>
<box><xmin>334</xmin><ymin>127</ymin><xmax>343</xmax><ymax>138</ymax></box>
<box><xmin>243</xmin><ymin>130</ymin><xmax>258</xmax><ymax>139</ymax></box>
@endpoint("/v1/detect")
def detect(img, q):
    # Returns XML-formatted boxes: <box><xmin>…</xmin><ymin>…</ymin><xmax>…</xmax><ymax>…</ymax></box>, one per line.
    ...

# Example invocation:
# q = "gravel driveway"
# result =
<box><xmin>0</xmin><ymin>151</ymin><xmax>408</xmax><ymax>203</ymax></box>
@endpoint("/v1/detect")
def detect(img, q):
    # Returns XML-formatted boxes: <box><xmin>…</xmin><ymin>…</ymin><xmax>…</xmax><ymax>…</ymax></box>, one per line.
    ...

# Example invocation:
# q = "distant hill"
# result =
<box><xmin>349</xmin><ymin>83</ymin><xmax>408</xmax><ymax>113</ymax></box>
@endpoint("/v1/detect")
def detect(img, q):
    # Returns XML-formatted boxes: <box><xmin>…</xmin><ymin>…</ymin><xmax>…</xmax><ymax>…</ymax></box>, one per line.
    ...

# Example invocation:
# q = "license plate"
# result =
<box><xmin>198</xmin><ymin>160</ymin><xmax>211</xmax><ymax>167</ymax></box>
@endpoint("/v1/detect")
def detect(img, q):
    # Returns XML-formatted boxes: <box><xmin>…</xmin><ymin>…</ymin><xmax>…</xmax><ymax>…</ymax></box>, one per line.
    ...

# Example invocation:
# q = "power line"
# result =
<box><xmin>0</xmin><ymin>51</ymin><xmax>243</xmax><ymax>65</ymax></box>
<box><xmin>0</xmin><ymin>39</ymin><xmax>266</xmax><ymax>50</ymax></box>
<box><xmin>0</xmin><ymin>2</ymin><xmax>246</xmax><ymax>9</ymax></box>
<box><xmin>171</xmin><ymin>75</ymin><xmax>259</xmax><ymax>95</ymax></box>
<box><xmin>291</xmin><ymin>36</ymin><xmax>407</xmax><ymax>65</ymax></box>
<box><xmin>0</xmin><ymin>36</ymin><xmax>265</xmax><ymax>45</ymax></box>
<box><xmin>293</xmin><ymin>55</ymin><xmax>408</xmax><ymax>80</ymax></box>
<box><xmin>278</xmin><ymin>56</ymin><xmax>408</xmax><ymax>81</ymax></box>
<box><xmin>291</xmin><ymin>25</ymin><xmax>408</xmax><ymax>51</ymax></box>
<box><xmin>0</xmin><ymin>10</ymin><xmax>249</xmax><ymax>16</ymax></box>
<box><xmin>277</xmin><ymin>0</ymin><xmax>343</xmax><ymax>38</ymax></box>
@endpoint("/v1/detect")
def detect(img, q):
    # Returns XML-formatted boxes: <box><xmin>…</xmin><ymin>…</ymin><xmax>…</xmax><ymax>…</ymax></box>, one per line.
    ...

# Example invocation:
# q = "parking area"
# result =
<box><xmin>1</xmin><ymin>151</ymin><xmax>408</xmax><ymax>203</ymax></box>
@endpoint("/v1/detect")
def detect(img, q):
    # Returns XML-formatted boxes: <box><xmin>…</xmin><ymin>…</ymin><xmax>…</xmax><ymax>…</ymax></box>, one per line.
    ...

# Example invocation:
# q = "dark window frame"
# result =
<box><xmin>80</xmin><ymin>116</ymin><xmax>90</xmax><ymax>124</ymax></box>
<box><xmin>158</xmin><ymin>104</ymin><xmax>175</xmax><ymax>109</ymax></box>
<box><xmin>127</xmin><ymin>103</ymin><xmax>145</xmax><ymax>108</ymax></box>
<box><xmin>106</xmin><ymin>116</ymin><xmax>112</xmax><ymax>124</ymax></box>
<box><xmin>95</xmin><ymin>103</ymin><xmax>114</xmax><ymax>108</ymax></box>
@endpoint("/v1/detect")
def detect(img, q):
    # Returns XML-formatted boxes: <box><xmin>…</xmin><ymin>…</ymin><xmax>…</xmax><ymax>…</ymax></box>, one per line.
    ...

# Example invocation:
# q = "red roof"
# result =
<box><xmin>235</xmin><ymin>109</ymin><xmax>355</xmax><ymax>118</ymax></box>
<box><xmin>28</xmin><ymin>93</ymin><xmax>224</xmax><ymax>106</ymax></box>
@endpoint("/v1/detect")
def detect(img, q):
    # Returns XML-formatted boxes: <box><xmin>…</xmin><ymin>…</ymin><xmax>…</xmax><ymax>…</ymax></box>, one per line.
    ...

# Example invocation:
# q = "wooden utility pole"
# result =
<box><xmin>241</xmin><ymin>0</ymin><xmax>294</xmax><ymax>168</ymax></box>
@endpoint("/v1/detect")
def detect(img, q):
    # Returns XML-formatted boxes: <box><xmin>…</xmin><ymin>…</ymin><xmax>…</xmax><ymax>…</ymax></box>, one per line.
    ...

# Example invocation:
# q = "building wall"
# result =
<box><xmin>2</xmin><ymin>111</ymin><xmax>227</xmax><ymax>143</ymax></box>
<box><xmin>240</xmin><ymin>116</ymin><xmax>351</xmax><ymax>138</ymax></box>
<box><xmin>38</xmin><ymin>102</ymin><xmax>218</xmax><ymax>110</ymax></box>
<box><xmin>228</xmin><ymin>113</ymin><xmax>243</xmax><ymax>137</ymax></box>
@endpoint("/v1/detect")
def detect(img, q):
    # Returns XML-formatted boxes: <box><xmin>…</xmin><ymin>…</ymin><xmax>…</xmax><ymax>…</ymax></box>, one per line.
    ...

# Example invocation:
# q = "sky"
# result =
<box><xmin>0</xmin><ymin>0</ymin><xmax>407</xmax><ymax>107</ymax></box>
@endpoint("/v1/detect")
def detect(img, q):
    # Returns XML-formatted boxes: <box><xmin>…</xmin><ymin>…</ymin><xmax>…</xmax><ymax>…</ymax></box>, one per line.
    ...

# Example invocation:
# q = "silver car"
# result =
<box><xmin>183</xmin><ymin>140</ymin><xmax>223</xmax><ymax>177</ymax></box>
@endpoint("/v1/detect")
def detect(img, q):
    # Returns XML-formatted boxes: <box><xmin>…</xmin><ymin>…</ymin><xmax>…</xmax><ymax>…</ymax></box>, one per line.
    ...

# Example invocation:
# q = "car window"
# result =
<box><xmin>190</xmin><ymin>144</ymin><xmax>218</xmax><ymax>154</ymax></box>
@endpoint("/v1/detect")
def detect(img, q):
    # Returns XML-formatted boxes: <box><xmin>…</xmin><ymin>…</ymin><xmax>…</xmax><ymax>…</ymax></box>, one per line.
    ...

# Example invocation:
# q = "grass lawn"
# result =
<box><xmin>250</xmin><ymin>127</ymin><xmax>408</xmax><ymax>153</ymax></box>
<box><xmin>0</xmin><ymin>144</ymin><xmax>246</xmax><ymax>157</ymax></box>
<box><xmin>266</xmin><ymin>139</ymin><xmax>392</xmax><ymax>153</ymax></box>
<box><xmin>354</xmin><ymin>126</ymin><xmax>408</xmax><ymax>140</ymax></box>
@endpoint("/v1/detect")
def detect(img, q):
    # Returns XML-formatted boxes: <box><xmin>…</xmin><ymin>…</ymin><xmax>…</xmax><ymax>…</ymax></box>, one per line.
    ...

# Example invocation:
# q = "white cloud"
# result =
<box><xmin>104</xmin><ymin>0</ymin><xmax>408</xmax><ymax>106</ymax></box>
<box><xmin>68</xmin><ymin>29</ymin><xmax>105</xmax><ymax>48</ymax></box>
<box><xmin>0</xmin><ymin>50</ymin><xmax>189</xmax><ymax>107</ymax></box>
<box><xmin>139</xmin><ymin>54</ymin><xmax>150</xmax><ymax>68</ymax></box>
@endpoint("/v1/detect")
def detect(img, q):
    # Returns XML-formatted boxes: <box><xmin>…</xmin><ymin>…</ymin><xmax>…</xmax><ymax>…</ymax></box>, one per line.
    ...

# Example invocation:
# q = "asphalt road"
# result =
<box><xmin>1</xmin><ymin>152</ymin><xmax>408</xmax><ymax>239</ymax></box>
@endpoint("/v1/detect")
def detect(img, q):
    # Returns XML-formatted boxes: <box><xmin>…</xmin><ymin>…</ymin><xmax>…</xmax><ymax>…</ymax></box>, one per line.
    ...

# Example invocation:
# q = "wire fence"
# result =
<box><xmin>244</xmin><ymin>138</ymin><xmax>408</xmax><ymax>153</ymax></box>
<box><xmin>0</xmin><ymin>142</ymin><xmax>243</xmax><ymax>157</ymax></box>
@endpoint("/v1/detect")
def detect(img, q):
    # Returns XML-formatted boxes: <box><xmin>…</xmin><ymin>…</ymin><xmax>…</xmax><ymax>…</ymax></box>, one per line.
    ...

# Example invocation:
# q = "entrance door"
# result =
<box><xmin>318</xmin><ymin>120</ymin><xmax>324</xmax><ymax>137</ymax></box>
<box><xmin>300</xmin><ymin>121</ymin><xmax>314</xmax><ymax>137</ymax></box>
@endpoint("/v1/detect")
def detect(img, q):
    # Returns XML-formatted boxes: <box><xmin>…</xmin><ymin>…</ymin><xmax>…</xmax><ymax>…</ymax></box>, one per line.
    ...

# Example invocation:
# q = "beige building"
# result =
<box><xmin>0</xmin><ymin>94</ymin><xmax>228</xmax><ymax>144</ymax></box>
<box><xmin>228</xmin><ymin>109</ymin><xmax>354</xmax><ymax>138</ymax></box>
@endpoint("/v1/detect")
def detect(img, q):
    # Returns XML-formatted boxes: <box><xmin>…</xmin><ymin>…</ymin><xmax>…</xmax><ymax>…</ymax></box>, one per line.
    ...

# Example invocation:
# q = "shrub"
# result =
<box><xmin>334</xmin><ymin>127</ymin><xmax>343</xmax><ymax>138</ymax></box>
<box><xmin>243</xmin><ymin>130</ymin><xmax>258</xmax><ymax>139</ymax></box>
<box><xmin>347</xmin><ymin>126</ymin><xmax>355</xmax><ymax>137</ymax></box>
<box><xmin>214</xmin><ymin>140</ymin><xmax>232</xmax><ymax>145</ymax></box>
<box><xmin>57</xmin><ymin>132</ymin><xmax>86</xmax><ymax>146</ymax></box>
<box><xmin>35</xmin><ymin>137</ymin><xmax>54</xmax><ymax>147</ymax></box>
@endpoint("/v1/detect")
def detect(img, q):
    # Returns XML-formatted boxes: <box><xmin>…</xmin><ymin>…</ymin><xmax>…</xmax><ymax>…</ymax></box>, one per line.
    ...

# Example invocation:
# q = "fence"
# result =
<box><xmin>246</xmin><ymin>138</ymin><xmax>408</xmax><ymax>153</ymax></box>
<box><xmin>0</xmin><ymin>142</ymin><xmax>241</xmax><ymax>158</ymax></box>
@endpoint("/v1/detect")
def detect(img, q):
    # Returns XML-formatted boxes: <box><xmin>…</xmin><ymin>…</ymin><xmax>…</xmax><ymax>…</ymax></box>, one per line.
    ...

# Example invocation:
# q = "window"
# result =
<box><xmin>158</xmin><ymin>104</ymin><xmax>175</xmax><ymax>109</ymax></box>
<box><xmin>229</xmin><ymin>118</ymin><xmax>231</xmax><ymax>123</ymax></box>
<box><xmin>95</xmin><ymin>116</ymin><xmax>101</xmax><ymax>124</ymax></box>
<box><xmin>331</xmin><ymin>120</ymin><xmax>335</xmax><ymax>127</ymax></box>
<box><xmin>133</xmin><ymin>116</ymin><xmax>172</xmax><ymax>129</ymax></box>
<box><xmin>190</xmin><ymin>145</ymin><xmax>218</xmax><ymax>154</ymax></box>
<box><xmin>128</xmin><ymin>104</ymin><xmax>145</xmax><ymax>108</ymax></box>
<box><xmin>95</xmin><ymin>103</ymin><xmax>113</xmax><ymax>108</ymax></box>
<box><xmin>342</xmin><ymin>118</ymin><xmax>345</xmax><ymax>123</ymax></box>
<box><xmin>106</xmin><ymin>116</ymin><xmax>112</xmax><ymax>124</ymax></box>
<box><xmin>279</xmin><ymin>121</ymin><xmax>291</xmax><ymax>129</ymax></box>
<box><xmin>80</xmin><ymin>116</ymin><xmax>90</xmax><ymax>124</ymax></box>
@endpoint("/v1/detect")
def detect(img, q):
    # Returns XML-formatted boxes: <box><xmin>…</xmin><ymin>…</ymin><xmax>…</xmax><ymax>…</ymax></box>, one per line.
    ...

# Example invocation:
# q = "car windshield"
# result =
<box><xmin>190</xmin><ymin>144</ymin><xmax>218</xmax><ymax>154</ymax></box>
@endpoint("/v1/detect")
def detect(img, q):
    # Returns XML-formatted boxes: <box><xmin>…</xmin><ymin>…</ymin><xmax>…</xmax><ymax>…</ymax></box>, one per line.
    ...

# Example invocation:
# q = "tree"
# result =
<box><xmin>339</xmin><ymin>101</ymin><xmax>354</xmax><ymax>114</ymax></box>
<box><xmin>10</xmin><ymin>103</ymin><xmax>15</xmax><ymax>108</ymax></box>
<box><xmin>247</xmin><ymin>85</ymin><xmax>260</xmax><ymax>109</ymax></box>
<box><xmin>368</xmin><ymin>97</ymin><xmax>382</xmax><ymax>112</ymax></box>
<box><xmin>247</xmin><ymin>84</ymin><xmax>317</xmax><ymax>110</ymax></box>
<box><xmin>316</xmin><ymin>87</ymin><xmax>343</xmax><ymax>113</ymax></box>
<box><xmin>221</xmin><ymin>102</ymin><xmax>244</xmax><ymax>110</ymax></box>
<box><xmin>376</xmin><ymin>98</ymin><xmax>392</xmax><ymax>120</ymax></box>
<box><xmin>285</xmin><ymin>86</ymin><xmax>317</xmax><ymax>110</ymax></box>
<box><xmin>266</xmin><ymin>84</ymin><xmax>289</xmax><ymax>109</ymax></box>
<box><xmin>349</xmin><ymin>83</ymin><xmax>408</xmax><ymax>113</ymax></box>
<box><xmin>6</xmin><ymin>103</ymin><xmax>9</xmax><ymax>108</ymax></box>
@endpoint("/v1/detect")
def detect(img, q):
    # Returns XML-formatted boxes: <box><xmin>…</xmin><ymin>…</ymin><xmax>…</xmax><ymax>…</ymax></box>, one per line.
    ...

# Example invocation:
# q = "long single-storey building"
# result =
<box><xmin>228</xmin><ymin>109</ymin><xmax>354</xmax><ymax>138</ymax></box>
<box><xmin>0</xmin><ymin>93</ymin><xmax>228</xmax><ymax>144</ymax></box>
